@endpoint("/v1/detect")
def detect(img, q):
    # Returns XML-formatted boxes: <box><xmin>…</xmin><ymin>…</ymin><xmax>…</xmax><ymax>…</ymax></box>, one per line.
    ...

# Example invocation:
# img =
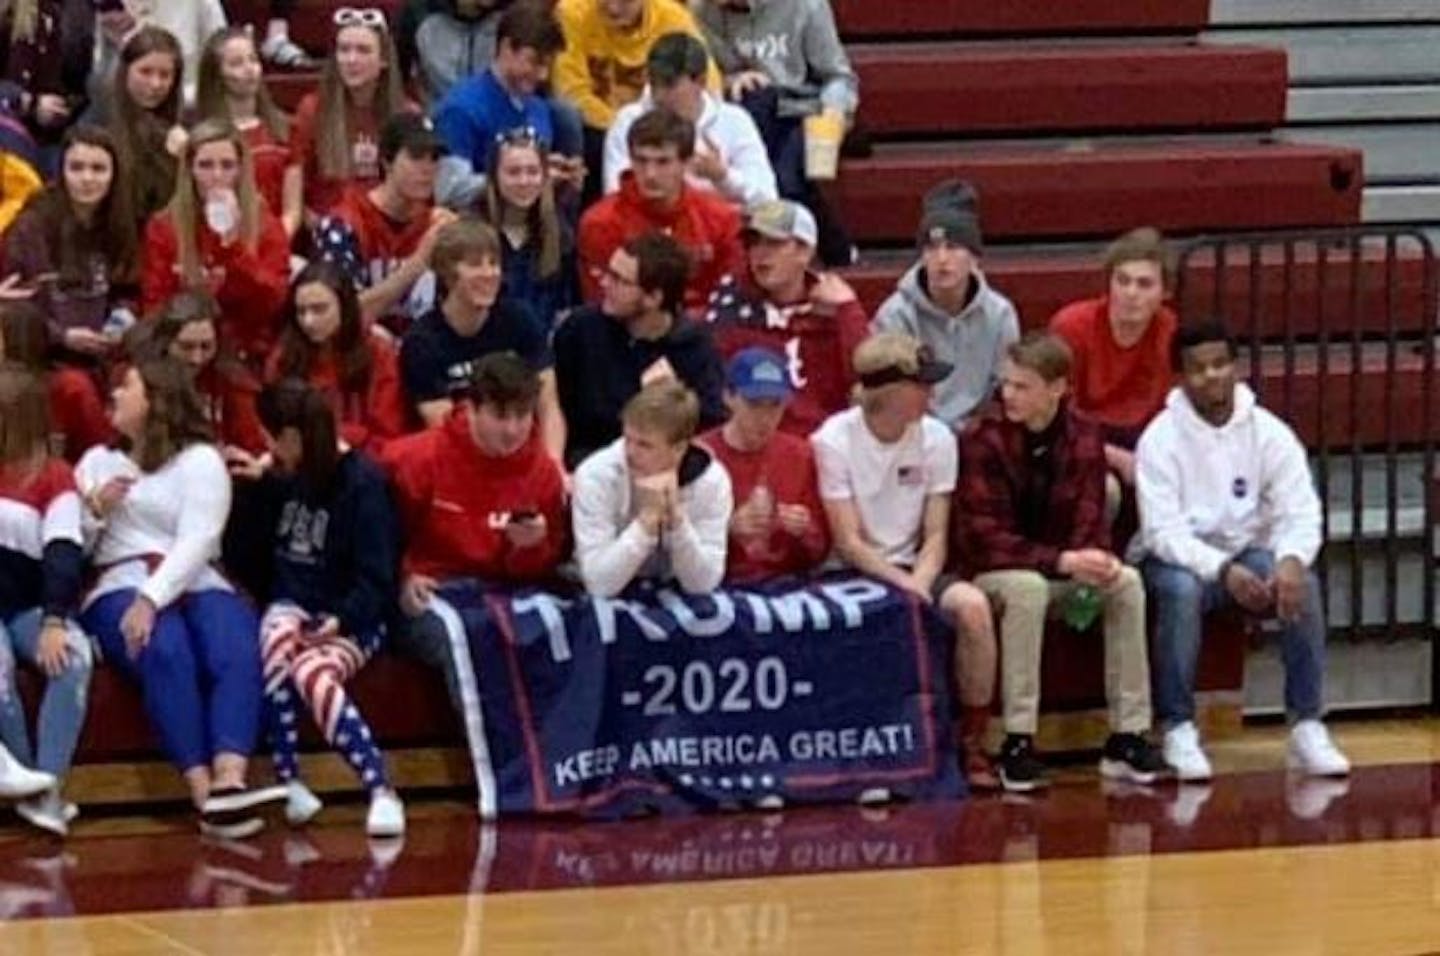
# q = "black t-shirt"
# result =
<box><xmin>400</xmin><ymin>300</ymin><xmax>551</xmax><ymax>404</ymax></box>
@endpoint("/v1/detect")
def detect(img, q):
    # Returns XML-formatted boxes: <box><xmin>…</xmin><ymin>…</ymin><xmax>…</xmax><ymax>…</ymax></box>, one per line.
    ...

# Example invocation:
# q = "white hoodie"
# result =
<box><xmin>572</xmin><ymin>439</ymin><xmax>733</xmax><ymax>598</ymax></box>
<box><xmin>1135</xmin><ymin>384</ymin><xmax>1322</xmax><ymax>581</ymax></box>
<box><xmin>603</xmin><ymin>88</ymin><xmax>778</xmax><ymax>208</ymax></box>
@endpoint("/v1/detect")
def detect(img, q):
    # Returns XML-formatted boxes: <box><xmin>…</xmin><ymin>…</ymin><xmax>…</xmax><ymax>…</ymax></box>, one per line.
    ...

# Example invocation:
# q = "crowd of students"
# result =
<box><xmin>0</xmin><ymin>0</ymin><xmax>1350</xmax><ymax>841</ymax></box>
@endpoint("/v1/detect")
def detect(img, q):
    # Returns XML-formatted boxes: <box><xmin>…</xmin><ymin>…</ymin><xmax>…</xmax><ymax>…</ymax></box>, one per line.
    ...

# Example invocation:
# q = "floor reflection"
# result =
<box><xmin>0</xmin><ymin>762</ymin><xmax>1433</xmax><ymax>919</ymax></box>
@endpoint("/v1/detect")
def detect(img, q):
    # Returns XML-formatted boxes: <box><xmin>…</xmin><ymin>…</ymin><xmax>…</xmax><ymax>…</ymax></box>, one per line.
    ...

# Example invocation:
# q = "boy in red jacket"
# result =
<box><xmin>699</xmin><ymin>346</ymin><xmax>829</xmax><ymax>583</ymax></box>
<box><xmin>381</xmin><ymin>351</ymin><xmax>567</xmax><ymax>709</ymax></box>
<box><xmin>578</xmin><ymin>107</ymin><xmax>743</xmax><ymax>313</ymax></box>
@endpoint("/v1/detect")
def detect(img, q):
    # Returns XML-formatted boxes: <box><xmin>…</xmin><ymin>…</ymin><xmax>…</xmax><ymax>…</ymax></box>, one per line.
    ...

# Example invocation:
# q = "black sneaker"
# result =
<box><xmin>1099</xmin><ymin>733</ymin><xmax>1170</xmax><ymax>785</ymax></box>
<box><xmin>998</xmin><ymin>734</ymin><xmax>1048</xmax><ymax>793</ymax></box>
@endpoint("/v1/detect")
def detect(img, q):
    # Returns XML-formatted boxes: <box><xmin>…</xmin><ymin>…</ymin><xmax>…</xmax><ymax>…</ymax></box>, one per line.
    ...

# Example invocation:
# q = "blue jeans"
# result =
<box><xmin>1144</xmin><ymin>547</ymin><xmax>1326</xmax><ymax>727</ymax></box>
<box><xmin>83</xmin><ymin>589</ymin><xmax>262</xmax><ymax>773</ymax></box>
<box><xmin>0</xmin><ymin>609</ymin><xmax>93</xmax><ymax>778</ymax></box>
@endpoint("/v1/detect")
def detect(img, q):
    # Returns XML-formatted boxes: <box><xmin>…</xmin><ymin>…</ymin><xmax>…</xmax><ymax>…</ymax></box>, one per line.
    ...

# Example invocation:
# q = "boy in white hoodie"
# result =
<box><xmin>1135</xmin><ymin>321</ymin><xmax>1350</xmax><ymax>781</ymax></box>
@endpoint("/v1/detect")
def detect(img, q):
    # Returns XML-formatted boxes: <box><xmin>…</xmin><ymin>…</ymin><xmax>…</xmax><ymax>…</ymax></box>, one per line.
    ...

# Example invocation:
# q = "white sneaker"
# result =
<box><xmin>285</xmin><ymin>780</ymin><xmax>323</xmax><ymax>827</ymax></box>
<box><xmin>366</xmin><ymin>788</ymin><xmax>405</xmax><ymax>838</ymax></box>
<box><xmin>16</xmin><ymin>790</ymin><xmax>70</xmax><ymax>837</ymax></box>
<box><xmin>1287</xmin><ymin>720</ymin><xmax>1351</xmax><ymax>777</ymax></box>
<box><xmin>1162</xmin><ymin>722</ymin><xmax>1214</xmax><ymax>782</ymax></box>
<box><xmin>0</xmin><ymin>746</ymin><xmax>55</xmax><ymax>799</ymax></box>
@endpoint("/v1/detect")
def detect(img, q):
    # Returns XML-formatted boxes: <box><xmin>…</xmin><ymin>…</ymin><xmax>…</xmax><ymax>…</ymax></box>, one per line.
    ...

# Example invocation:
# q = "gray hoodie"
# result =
<box><xmin>871</xmin><ymin>263</ymin><xmax>1021</xmax><ymax>428</ymax></box>
<box><xmin>414</xmin><ymin>8</ymin><xmax>503</xmax><ymax>104</ymax></box>
<box><xmin>692</xmin><ymin>0</ymin><xmax>859</xmax><ymax>117</ymax></box>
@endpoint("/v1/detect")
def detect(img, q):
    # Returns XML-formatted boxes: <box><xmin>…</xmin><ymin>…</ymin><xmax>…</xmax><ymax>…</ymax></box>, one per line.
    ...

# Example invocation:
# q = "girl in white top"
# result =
<box><xmin>76</xmin><ymin>356</ymin><xmax>283</xmax><ymax>836</ymax></box>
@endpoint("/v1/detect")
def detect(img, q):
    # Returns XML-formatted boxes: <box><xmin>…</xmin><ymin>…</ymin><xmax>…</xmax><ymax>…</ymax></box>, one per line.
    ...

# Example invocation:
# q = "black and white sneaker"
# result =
<box><xmin>1099</xmin><ymin>733</ymin><xmax>1169</xmax><ymax>785</ymax></box>
<box><xmin>201</xmin><ymin>784</ymin><xmax>289</xmax><ymax>831</ymax></box>
<box><xmin>998</xmin><ymin>734</ymin><xmax>1049</xmax><ymax>793</ymax></box>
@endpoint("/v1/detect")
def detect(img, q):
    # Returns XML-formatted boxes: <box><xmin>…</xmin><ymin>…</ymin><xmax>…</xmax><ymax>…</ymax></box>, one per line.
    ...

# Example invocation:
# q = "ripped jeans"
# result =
<box><xmin>0</xmin><ymin>609</ymin><xmax>93</xmax><ymax>779</ymax></box>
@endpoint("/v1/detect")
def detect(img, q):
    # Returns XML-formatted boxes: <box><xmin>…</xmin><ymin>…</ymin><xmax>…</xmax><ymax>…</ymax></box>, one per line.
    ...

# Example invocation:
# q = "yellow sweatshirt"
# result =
<box><xmin>0</xmin><ymin>152</ymin><xmax>41</xmax><ymax>236</ymax></box>
<box><xmin>555</xmin><ymin>0</ymin><xmax>722</xmax><ymax>130</ymax></box>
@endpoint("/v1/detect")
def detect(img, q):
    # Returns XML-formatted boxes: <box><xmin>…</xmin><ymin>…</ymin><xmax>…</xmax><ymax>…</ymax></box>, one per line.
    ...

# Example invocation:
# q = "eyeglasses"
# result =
<box><xmin>595</xmin><ymin>264</ymin><xmax>640</xmax><ymax>288</ymax></box>
<box><xmin>333</xmin><ymin>7</ymin><xmax>388</xmax><ymax>30</ymax></box>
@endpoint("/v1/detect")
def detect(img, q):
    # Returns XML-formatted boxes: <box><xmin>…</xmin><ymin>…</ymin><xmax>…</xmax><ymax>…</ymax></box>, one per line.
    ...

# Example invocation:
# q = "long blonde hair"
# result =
<box><xmin>196</xmin><ymin>26</ymin><xmax>290</xmax><ymax>142</ymax></box>
<box><xmin>316</xmin><ymin>21</ymin><xmax>404</xmax><ymax>179</ymax></box>
<box><xmin>167</xmin><ymin>119</ymin><xmax>262</xmax><ymax>289</ymax></box>
<box><xmin>6</xmin><ymin>0</ymin><xmax>38</xmax><ymax>43</ymax></box>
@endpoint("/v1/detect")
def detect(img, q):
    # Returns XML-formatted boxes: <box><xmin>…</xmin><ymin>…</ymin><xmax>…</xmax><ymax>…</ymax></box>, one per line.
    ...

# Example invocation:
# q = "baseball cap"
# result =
<box><xmin>726</xmin><ymin>347</ymin><xmax>794</xmax><ymax>401</ymax></box>
<box><xmin>853</xmin><ymin>333</ymin><xmax>953</xmax><ymax>389</ymax></box>
<box><xmin>379</xmin><ymin>112</ymin><xmax>446</xmax><ymax>164</ymax></box>
<box><xmin>744</xmin><ymin>200</ymin><xmax>818</xmax><ymax>247</ymax></box>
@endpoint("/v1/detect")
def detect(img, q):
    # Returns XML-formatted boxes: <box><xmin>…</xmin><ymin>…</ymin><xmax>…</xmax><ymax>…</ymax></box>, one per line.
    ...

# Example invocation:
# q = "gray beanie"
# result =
<box><xmin>916</xmin><ymin>179</ymin><xmax>983</xmax><ymax>255</ymax></box>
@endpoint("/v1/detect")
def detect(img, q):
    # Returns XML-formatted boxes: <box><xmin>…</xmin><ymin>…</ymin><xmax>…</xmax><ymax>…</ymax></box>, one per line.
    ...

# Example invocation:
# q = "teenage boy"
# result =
<box><xmin>699</xmin><ymin>347</ymin><xmax>828</xmax><ymax>583</ymax></box>
<box><xmin>571</xmin><ymin>378</ymin><xmax>732</xmax><ymax>597</ymax></box>
<box><xmin>872</xmin><ymin>180</ymin><xmax>1019</xmax><ymax>430</ymax></box>
<box><xmin>554</xmin><ymin>230</ymin><xmax>726</xmax><ymax>469</ymax></box>
<box><xmin>1137</xmin><ymin>321</ymin><xmax>1350</xmax><ymax>782</ymax></box>
<box><xmin>811</xmin><ymin>331</ymin><xmax>1000</xmax><ymax>789</ymax></box>
<box><xmin>955</xmin><ymin>333</ymin><xmax>1165</xmax><ymax>793</ymax></box>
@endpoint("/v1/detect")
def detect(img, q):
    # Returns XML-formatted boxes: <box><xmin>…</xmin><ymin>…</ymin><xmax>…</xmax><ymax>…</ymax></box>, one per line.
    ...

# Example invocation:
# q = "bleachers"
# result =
<box><xmin>35</xmin><ymin>0</ymin><xmax>1409</xmax><ymax>804</ymax></box>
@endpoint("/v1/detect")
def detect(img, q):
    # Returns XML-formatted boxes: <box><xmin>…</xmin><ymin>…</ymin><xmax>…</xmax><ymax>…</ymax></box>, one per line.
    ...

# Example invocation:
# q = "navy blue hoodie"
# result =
<box><xmin>230</xmin><ymin>451</ymin><xmax>399</xmax><ymax>640</ymax></box>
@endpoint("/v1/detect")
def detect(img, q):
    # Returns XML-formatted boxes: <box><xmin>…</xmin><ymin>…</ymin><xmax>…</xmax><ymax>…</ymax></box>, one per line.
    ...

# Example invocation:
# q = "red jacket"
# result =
<box><xmin>197</xmin><ymin>362</ymin><xmax>267</xmax><ymax>454</ymax></box>
<box><xmin>381</xmin><ymin>411</ymin><xmax>567</xmax><ymax>582</ymax></box>
<box><xmin>1049</xmin><ymin>296</ymin><xmax>1177</xmax><ymax>447</ymax></box>
<box><xmin>266</xmin><ymin>336</ymin><xmax>409</xmax><ymax>454</ymax></box>
<box><xmin>578</xmin><ymin>172</ymin><xmax>743</xmax><ymax>313</ymax></box>
<box><xmin>241</xmin><ymin>121</ymin><xmax>293</xmax><ymax>223</ymax></box>
<box><xmin>140</xmin><ymin>209</ymin><xmax>291</xmax><ymax>363</ymax></box>
<box><xmin>704</xmin><ymin>272</ymin><xmax>869</xmax><ymax>437</ymax></box>
<box><xmin>48</xmin><ymin>367</ymin><xmax>114</xmax><ymax>462</ymax></box>
<box><xmin>952</xmin><ymin>404</ymin><xmax>1109</xmax><ymax>578</ymax></box>
<box><xmin>699</xmin><ymin>427</ymin><xmax>830</xmax><ymax>583</ymax></box>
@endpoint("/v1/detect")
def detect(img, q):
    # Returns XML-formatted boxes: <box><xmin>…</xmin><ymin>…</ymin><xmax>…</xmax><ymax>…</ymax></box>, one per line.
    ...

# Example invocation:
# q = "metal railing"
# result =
<box><xmin>1173</xmin><ymin>228</ymin><xmax>1438</xmax><ymax>670</ymax></box>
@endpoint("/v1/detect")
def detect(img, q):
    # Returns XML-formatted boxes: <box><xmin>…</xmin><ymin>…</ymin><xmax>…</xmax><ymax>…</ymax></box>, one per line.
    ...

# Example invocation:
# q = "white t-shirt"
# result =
<box><xmin>810</xmin><ymin>407</ymin><xmax>958</xmax><ymax>567</ymax></box>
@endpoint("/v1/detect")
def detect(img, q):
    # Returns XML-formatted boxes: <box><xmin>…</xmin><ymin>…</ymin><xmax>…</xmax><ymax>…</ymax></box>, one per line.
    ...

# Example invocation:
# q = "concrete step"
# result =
<box><xmin>1289</xmin><ymin>85</ymin><xmax>1440</xmax><ymax>123</ymax></box>
<box><xmin>1281</xmin><ymin>125</ymin><xmax>1440</xmax><ymax>185</ymax></box>
<box><xmin>1207</xmin><ymin>26</ymin><xmax>1440</xmax><ymax>85</ymax></box>
<box><xmin>1211</xmin><ymin>0</ymin><xmax>1440</xmax><ymax>27</ymax></box>
<box><xmin>1364</xmin><ymin>185</ymin><xmax>1440</xmax><ymax>223</ymax></box>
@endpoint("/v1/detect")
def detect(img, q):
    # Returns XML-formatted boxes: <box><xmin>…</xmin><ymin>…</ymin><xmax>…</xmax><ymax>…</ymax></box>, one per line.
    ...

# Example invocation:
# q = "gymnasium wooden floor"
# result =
<box><xmin>4</xmin><ymin>720</ymin><xmax>1440</xmax><ymax>954</ymax></box>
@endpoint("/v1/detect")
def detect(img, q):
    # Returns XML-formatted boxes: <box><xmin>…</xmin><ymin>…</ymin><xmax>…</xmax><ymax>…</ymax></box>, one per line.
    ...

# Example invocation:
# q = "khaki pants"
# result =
<box><xmin>974</xmin><ymin>566</ymin><xmax>1151</xmax><ymax>737</ymax></box>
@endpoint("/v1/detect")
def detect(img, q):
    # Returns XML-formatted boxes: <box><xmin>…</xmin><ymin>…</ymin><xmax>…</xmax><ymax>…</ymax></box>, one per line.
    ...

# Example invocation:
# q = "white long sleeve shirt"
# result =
<box><xmin>1135</xmin><ymin>385</ymin><xmax>1322</xmax><ymax>581</ymax></box>
<box><xmin>603</xmin><ymin>89</ymin><xmax>779</xmax><ymax>208</ymax></box>
<box><xmin>75</xmin><ymin>444</ymin><xmax>234</xmax><ymax>609</ymax></box>
<box><xmin>571</xmin><ymin>439</ymin><xmax>733</xmax><ymax>598</ymax></box>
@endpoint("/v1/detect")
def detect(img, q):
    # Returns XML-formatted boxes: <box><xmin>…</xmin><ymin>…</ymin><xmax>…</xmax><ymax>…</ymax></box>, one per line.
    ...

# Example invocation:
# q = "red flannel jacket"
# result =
<box><xmin>953</xmin><ymin>403</ymin><xmax>1109</xmax><ymax>578</ymax></box>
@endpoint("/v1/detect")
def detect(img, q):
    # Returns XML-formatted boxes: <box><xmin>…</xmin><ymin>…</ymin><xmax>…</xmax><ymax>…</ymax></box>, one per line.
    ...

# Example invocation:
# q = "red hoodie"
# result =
<box><xmin>197</xmin><ymin>362</ymin><xmax>266</xmax><ymax>454</ymax></box>
<box><xmin>139</xmin><ymin>209</ymin><xmax>291</xmax><ymax>363</ymax></box>
<box><xmin>699</xmin><ymin>426</ymin><xmax>830</xmax><ymax>583</ymax></box>
<box><xmin>382</xmin><ymin>410</ymin><xmax>567</xmax><ymax>581</ymax></box>
<box><xmin>578</xmin><ymin>171</ymin><xmax>743</xmax><ymax>312</ymax></box>
<box><xmin>265</xmin><ymin>336</ymin><xmax>409</xmax><ymax>454</ymax></box>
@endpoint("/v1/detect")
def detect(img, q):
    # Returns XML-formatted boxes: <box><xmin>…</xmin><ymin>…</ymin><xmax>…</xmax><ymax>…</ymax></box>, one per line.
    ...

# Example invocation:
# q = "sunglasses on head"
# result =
<box><xmin>333</xmin><ymin>7</ymin><xmax>388</xmax><ymax>30</ymax></box>
<box><xmin>495</xmin><ymin>126</ymin><xmax>542</xmax><ymax>147</ymax></box>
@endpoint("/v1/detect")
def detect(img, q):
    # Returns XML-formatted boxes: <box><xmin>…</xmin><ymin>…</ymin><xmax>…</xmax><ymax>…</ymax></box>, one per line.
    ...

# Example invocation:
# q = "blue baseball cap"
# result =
<box><xmin>726</xmin><ymin>347</ymin><xmax>793</xmax><ymax>402</ymax></box>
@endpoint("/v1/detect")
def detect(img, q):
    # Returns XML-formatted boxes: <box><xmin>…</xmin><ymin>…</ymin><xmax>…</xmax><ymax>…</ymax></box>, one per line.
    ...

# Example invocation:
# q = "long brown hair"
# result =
<box><xmin>167</xmin><ymin>119</ymin><xmax>263</xmax><ymax>290</ymax></box>
<box><xmin>110</xmin><ymin>26</ymin><xmax>183</xmax><ymax>222</ymax></box>
<box><xmin>195</xmin><ymin>26</ymin><xmax>290</xmax><ymax>142</ymax></box>
<box><xmin>0</xmin><ymin>362</ymin><xmax>50</xmax><ymax>470</ymax></box>
<box><xmin>19</xmin><ymin>125</ymin><xmax>140</xmax><ymax>290</ymax></box>
<box><xmin>0</xmin><ymin>301</ymin><xmax>50</xmax><ymax>371</ymax></box>
<box><xmin>483</xmin><ymin>133</ymin><xmax>562</xmax><ymax>280</ymax></box>
<box><xmin>130</xmin><ymin>357</ymin><xmax>215</xmax><ymax>472</ymax></box>
<box><xmin>274</xmin><ymin>259</ymin><xmax>372</xmax><ymax>398</ymax></box>
<box><xmin>316</xmin><ymin>20</ymin><xmax>405</xmax><ymax>179</ymax></box>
